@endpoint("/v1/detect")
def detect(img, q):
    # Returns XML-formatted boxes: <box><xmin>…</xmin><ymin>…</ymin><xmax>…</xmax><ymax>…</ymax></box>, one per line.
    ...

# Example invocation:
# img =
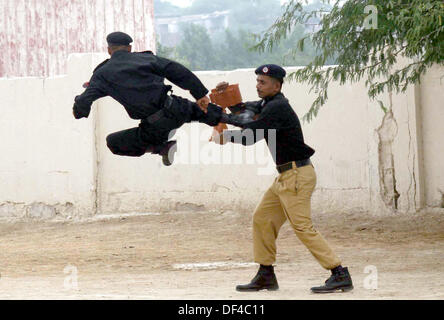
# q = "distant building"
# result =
<box><xmin>155</xmin><ymin>11</ymin><xmax>230</xmax><ymax>47</ymax></box>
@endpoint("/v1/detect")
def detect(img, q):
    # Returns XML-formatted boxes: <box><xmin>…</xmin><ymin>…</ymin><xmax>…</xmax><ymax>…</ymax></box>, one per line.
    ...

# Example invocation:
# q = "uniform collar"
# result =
<box><xmin>262</xmin><ymin>92</ymin><xmax>284</xmax><ymax>104</ymax></box>
<box><xmin>111</xmin><ymin>50</ymin><xmax>131</xmax><ymax>58</ymax></box>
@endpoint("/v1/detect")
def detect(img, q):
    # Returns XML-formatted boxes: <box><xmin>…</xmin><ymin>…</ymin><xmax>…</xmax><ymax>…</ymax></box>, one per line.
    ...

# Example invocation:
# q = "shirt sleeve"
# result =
<box><xmin>150</xmin><ymin>55</ymin><xmax>209</xmax><ymax>100</ymax></box>
<box><xmin>223</xmin><ymin>129</ymin><xmax>266</xmax><ymax>146</ymax></box>
<box><xmin>227</xmin><ymin>100</ymin><xmax>262</xmax><ymax>114</ymax></box>
<box><xmin>224</xmin><ymin>100</ymin><xmax>286</xmax><ymax>130</ymax></box>
<box><xmin>73</xmin><ymin>73</ymin><xmax>108</xmax><ymax>118</ymax></box>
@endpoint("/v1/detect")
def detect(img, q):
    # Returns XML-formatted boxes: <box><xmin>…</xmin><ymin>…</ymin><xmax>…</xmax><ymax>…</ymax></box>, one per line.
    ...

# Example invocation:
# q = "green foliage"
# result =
<box><xmin>154</xmin><ymin>0</ymin><xmax>329</xmax><ymax>71</ymax></box>
<box><xmin>176</xmin><ymin>23</ymin><xmax>217</xmax><ymax>70</ymax></box>
<box><xmin>157</xmin><ymin>23</ymin><xmax>318</xmax><ymax>71</ymax></box>
<box><xmin>255</xmin><ymin>0</ymin><xmax>444</xmax><ymax>122</ymax></box>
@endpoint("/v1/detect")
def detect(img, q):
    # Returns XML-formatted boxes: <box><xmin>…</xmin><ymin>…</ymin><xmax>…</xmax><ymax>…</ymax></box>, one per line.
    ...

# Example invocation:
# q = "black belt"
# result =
<box><xmin>276</xmin><ymin>159</ymin><xmax>311</xmax><ymax>173</ymax></box>
<box><xmin>144</xmin><ymin>95</ymin><xmax>173</xmax><ymax>124</ymax></box>
<box><xmin>161</xmin><ymin>94</ymin><xmax>173</xmax><ymax>110</ymax></box>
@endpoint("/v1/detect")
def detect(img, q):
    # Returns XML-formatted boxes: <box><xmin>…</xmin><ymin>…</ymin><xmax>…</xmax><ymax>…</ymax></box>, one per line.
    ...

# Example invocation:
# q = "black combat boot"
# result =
<box><xmin>310</xmin><ymin>266</ymin><xmax>353</xmax><ymax>293</ymax></box>
<box><xmin>146</xmin><ymin>140</ymin><xmax>177</xmax><ymax>166</ymax></box>
<box><xmin>236</xmin><ymin>265</ymin><xmax>279</xmax><ymax>292</ymax></box>
<box><xmin>158</xmin><ymin>140</ymin><xmax>177</xmax><ymax>166</ymax></box>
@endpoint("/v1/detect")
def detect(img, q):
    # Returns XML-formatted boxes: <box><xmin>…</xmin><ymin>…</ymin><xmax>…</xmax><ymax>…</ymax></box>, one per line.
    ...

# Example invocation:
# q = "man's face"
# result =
<box><xmin>256</xmin><ymin>75</ymin><xmax>281</xmax><ymax>99</ymax></box>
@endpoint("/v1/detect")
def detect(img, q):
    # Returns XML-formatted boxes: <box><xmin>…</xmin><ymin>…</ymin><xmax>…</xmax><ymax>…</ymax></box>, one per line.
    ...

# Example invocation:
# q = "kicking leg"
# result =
<box><xmin>106</xmin><ymin>126</ymin><xmax>176</xmax><ymax>166</ymax></box>
<box><xmin>167</xmin><ymin>95</ymin><xmax>223</xmax><ymax>127</ymax></box>
<box><xmin>106</xmin><ymin>127</ymin><xmax>148</xmax><ymax>157</ymax></box>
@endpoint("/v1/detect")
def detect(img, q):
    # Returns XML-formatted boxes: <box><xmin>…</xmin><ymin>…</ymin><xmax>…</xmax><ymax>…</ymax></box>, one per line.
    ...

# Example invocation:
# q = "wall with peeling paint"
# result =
<box><xmin>0</xmin><ymin>0</ymin><xmax>155</xmax><ymax>78</ymax></box>
<box><xmin>0</xmin><ymin>54</ymin><xmax>443</xmax><ymax>219</ymax></box>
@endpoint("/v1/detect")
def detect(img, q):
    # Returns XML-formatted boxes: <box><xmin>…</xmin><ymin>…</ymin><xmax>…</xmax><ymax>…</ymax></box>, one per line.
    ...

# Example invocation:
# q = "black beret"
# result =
<box><xmin>255</xmin><ymin>64</ymin><xmax>286</xmax><ymax>80</ymax></box>
<box><xmin>106</xmin><ymin>32</ymin><xmax>133</xmax><ymax>46</ymax></box>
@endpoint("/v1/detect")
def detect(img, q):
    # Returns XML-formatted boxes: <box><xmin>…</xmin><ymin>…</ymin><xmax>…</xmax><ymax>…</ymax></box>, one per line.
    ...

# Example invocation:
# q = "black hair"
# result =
<box><xmin>272</xmin><ymin>77</ymin><xmax>284</xmax><ymax>88</ymax></box>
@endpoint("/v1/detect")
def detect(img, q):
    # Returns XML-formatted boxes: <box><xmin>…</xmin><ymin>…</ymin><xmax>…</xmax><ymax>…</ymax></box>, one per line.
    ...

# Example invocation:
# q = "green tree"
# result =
<box><xmin>255</xmin><ymin>0</ymin><xmax>444</xmax><ymax>122</ymax></box>
<box><xmin>175</xmin><ymin>23</ymin><xmax>217</xmax><ymax>71</ymax></box>
<box><xmin>154</xmin><ymin>0</ymin><xmax>322</xmax><ymax>70</ymax></box>
<box><xmin>159</xmin><ymin>25</ymin><xmax>317</xmax><ymax>71</ymax></box>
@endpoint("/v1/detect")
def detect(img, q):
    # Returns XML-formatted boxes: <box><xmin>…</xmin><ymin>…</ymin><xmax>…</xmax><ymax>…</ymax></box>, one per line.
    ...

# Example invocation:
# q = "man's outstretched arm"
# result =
<box><xmin>73</xmin><ymin>74</ymin><xmax>107</xmax><ymax>119</ymax></box>
<box><xmin>150</xmin><ymin>56</ymin><xmax>209</xmax><ymax>99</ymax></box>
<box><xmin>150</xmin><ymin>55</ymin><xmax>210</xmax><ymax>112</ymax></box>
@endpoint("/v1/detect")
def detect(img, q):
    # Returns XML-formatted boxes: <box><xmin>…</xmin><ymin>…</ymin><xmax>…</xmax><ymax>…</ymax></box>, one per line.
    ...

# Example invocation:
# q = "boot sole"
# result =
<box><xmin>236</xmin><ymin>286</ymin><xmax>279</xmax><ymax>292</ymax></box>
<box><xmin>162</xmin><ymin>143</ymin><xmax>177</xmax><ymax>166</ymax></box>
<box><xmin>311</xmin><ymin>285</ymin><xmax>354</xmax><ymax>294</ymax></box>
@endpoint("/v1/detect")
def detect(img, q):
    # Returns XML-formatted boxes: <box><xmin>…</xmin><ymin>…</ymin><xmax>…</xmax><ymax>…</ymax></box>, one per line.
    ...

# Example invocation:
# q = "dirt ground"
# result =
<box><xmin>0</xmin><ymin>209</ymin><xmax>443</xmax><ymax>300</ymax></box>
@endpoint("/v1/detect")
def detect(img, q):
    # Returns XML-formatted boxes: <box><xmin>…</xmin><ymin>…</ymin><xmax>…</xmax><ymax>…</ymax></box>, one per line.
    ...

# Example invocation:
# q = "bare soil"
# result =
<box><xmin>0</xmin><ymin>209</ymin><xmax>443</xmax><ymax>300</ymax></box>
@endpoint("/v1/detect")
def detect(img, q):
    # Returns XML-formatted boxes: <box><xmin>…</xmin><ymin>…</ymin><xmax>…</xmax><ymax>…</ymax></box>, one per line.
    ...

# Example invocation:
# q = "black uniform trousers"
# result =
<box><xmin>106</xmin><ymin>95</ymin><xmax>221</xmax><ymax>157</ymax></box>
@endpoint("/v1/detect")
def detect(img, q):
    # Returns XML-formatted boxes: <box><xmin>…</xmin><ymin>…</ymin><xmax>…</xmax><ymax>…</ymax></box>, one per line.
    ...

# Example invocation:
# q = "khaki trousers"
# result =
<box><xmin>253</xmin><ymin>162</ymin><xmax>341</xmax><ymax>270</ymax></box>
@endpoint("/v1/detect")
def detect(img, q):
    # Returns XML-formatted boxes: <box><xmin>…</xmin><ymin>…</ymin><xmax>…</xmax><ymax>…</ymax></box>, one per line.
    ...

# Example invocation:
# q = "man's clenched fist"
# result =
<box><xmin>196</xmin><ymin>96</ymin><xmax>210</xmax><ymax>113</ymax></box>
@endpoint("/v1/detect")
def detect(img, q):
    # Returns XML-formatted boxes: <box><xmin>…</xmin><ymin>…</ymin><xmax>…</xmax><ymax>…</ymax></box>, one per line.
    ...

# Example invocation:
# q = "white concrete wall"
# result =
<box><xmin>420</xmin><ymin>66</ymin><xmax>444</xmax><ymax>208</ymax></box>
<box><xmin>1</xmin><ymin>53</ymin><xmax>443</xmax><ymax>219</ymax></box>
<box><xmin>0</xmin><ymin>54</ymin><xmax>105</xmax><ymax>218</ymax></box>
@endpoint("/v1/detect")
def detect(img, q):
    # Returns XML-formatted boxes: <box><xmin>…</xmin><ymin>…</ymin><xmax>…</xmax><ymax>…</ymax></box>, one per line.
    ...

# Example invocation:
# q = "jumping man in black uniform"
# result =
<box><xmin>73</xmin><ymin>32</ymin><xmax>222</xmax><ymax>165</ymax></box>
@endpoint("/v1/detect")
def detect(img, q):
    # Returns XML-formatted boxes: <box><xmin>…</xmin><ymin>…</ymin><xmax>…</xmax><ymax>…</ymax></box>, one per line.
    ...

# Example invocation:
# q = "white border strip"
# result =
<box><xmin>172</xmin><ymin>261</ymin><xmax>256</xmax><ymax>270</ymax></box>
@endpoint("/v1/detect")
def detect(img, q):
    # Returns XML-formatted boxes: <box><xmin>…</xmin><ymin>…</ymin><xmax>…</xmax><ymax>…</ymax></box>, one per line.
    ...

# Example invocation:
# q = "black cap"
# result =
<box><xmin>106</xmin><ymin>31</ymin><xmax>133</xmax><ymax>46</ymax></box>
<box><xmin>255</xmin><ymin>64</ymin><xmax>286</xmax><ymax>81</ymax></box>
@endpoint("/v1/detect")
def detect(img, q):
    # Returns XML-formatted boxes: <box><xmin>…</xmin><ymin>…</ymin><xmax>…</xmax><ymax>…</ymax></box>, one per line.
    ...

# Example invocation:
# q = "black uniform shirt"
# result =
<box><xmin>74</xmin><ymin>50</ymin><xmax>209</xmax><ymax>119</ymax></box>
<box><xmin>224</xmin><ymin>92</ymin><xmax>315</xmax><ymax>165</ymax></box>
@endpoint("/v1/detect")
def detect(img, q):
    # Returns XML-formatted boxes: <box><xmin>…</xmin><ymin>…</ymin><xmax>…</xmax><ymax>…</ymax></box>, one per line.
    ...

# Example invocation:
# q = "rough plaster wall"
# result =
<box><xmin>390</xmin><ymin>85</ymin><xmax>425</xmax><ymax>213</ymax></box>
<box><xmin>420</xmin><ymin>65</ymin><xmax>444</xmax><ymax>208</ymax></box>
<box><xmin>1</xmin><ymin>55</ymin><xmax>442</xmax><ymax>219</ymax></box>
<box><xmin>97</xmin><ymin>67</ymin><xmax>373</xmax><ymax>215</ymax></box>
<box><xmin>50</xmin><ymin>61</ymin><xmax>443</xmax><ymax>217</ymax></box>
<box><xmin>296</xmin><ymin>75</ymin><xmax>371</xmax><ymax>214</ymax></box>
<box><xmin>377</xmin><ymin>106</ymin><xmax>400</xmax><ymax>211</ymax></box>
<box><xmin>367</xmin><ymin>84</ymin><xmax>425</xmax><ymax>215</ymax></box>
<box><xmin>95</xmin><ymin>68</ymin><xmax>271</xmax><ymax>215</ymax></box>
<box><xmin>0</xmin><ymin>54</ymin><xmax>104</xmax><ymax>219</ymax></box>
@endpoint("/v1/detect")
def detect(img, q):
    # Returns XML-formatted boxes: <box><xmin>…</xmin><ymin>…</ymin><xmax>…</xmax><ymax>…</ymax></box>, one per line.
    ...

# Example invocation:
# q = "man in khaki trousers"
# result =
<box><xmin>212</xmin><ymin>64</ymin><xmax>353</xmax><ymax>293</ymax></box>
